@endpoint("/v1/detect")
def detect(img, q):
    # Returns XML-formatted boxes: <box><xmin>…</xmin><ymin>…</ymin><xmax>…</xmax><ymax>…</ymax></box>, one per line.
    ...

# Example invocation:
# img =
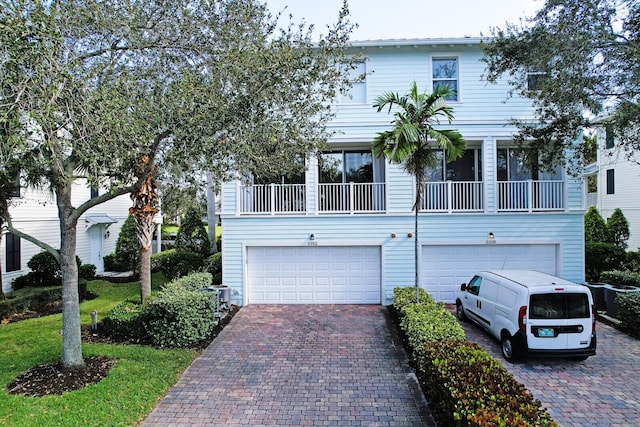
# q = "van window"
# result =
<box><xmin>529</xmin><ymin>293</ymin><xmax>590</xmax><ymax>319</ymax></box>
<box><xmin>467</xmin><ymin>276</ymin><xmax>482</xmax><ymax>296</ymax></box>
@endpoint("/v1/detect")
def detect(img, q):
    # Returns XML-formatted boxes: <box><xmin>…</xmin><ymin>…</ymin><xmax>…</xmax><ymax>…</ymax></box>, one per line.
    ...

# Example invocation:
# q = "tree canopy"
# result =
<box><xmin>482</xmin><ymin>0</ymin><xmax>640</xmax><ymax>171</ymax></box>
<box><xmin>1</xmin><ymin>0</ymin><xmax>356</xmax><ymax>367</ymax></box>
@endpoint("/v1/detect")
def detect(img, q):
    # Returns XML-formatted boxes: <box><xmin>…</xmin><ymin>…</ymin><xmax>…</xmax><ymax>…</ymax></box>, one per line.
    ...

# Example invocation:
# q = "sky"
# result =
<box><xmin>265</xmin><ymin>0</ymin><xmax>543</xmax><ymax>40</ymax></box>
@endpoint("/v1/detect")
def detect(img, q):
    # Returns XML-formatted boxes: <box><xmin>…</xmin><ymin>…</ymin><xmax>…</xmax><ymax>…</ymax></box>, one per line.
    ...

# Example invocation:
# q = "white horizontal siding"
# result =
<box><xmin>221</xmin><ymin>212</ymin><xmax>585</xmax><ymax>305</ymax></box>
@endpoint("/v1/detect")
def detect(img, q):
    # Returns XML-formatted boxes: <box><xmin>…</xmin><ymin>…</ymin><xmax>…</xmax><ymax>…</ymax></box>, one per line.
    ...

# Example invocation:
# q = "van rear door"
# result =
<box><xmin>527</xmin><ymin>292</ymin><xmax>593</xmax><ymax>351</ymax></box>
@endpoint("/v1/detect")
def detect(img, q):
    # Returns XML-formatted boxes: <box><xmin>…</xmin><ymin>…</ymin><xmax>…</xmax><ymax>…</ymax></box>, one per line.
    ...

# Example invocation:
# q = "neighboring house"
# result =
<box><xmin>1</xmin><ymin>180</ymin><xmax>155</xmax><ymax>293</ymax></box>
<box><xmin>219</xmin><ymin>37</ymin><xmax>586</xmax><ymax>306</ymax></box>
<box><xmin>583</xmin><ymin>124</ymin><xmax>640</xmax><ymax>251</ymax></box>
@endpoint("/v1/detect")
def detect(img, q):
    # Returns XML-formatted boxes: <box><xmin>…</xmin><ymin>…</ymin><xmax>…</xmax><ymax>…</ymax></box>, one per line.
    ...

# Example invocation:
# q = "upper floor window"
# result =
<box><xmin>9</xmin><ymin>169</ymin><xmax>20</xmax><ymax>198</ymax></box>
<box><xmin>432</xmin><ymin>58</ymin><xmax>458</xmax><ymax>101</ymax></box>
<box><xmin>497</xmin><ymin>147</ymin><xmax>561</xmax><ymax>181</ymax></box>
<box><xmin>320</xmin><ymin>151</ymin><xmax>374</xmax><ymax>184</ymax></box>
<box><xmin>90</xmin><ymin>186</ymin><xmax>99</xmax><ymax>199</ymax></box>
<box><xmin>5</xmin><ymin>232</ymin><xmax>21</xmax><ymax>272</ymax></box>
<box><xmin>339</xmin><ymin>61</ymin><xmax>366</xmax><ymax>104</ymax></box>
<box><xmin>605</xmin><ymin>125</ymin><xmax>615</xmax><ymax>149</ymax></box>
<box><xmin>527</xmin><ymin>71</ymin><xmax>547</xmax><ymax>91</ymax></box>
<box><xmin>425</xmin><ymin>148</ymin><xmax>482</xmax><ymax>182</ymax></box>
<box><xmin>606</xmin><ymin>169</ymin><xmax>615</xmax><ymax>194</ymax></box>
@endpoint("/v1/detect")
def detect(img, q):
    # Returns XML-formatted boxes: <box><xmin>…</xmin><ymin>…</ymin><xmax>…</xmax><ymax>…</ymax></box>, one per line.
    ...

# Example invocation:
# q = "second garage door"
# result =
<box><xmin>422</xmin><ymin>244</ymin><xmax>557</xmax><ymax>303</ymax></box>
<box><xmin>247</xmin><ymin>246</ymin><xmax>381</xmax><ymax>304</ymax></box>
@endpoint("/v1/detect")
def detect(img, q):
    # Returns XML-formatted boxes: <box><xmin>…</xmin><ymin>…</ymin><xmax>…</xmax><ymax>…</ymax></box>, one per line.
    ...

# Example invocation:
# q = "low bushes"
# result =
<box><xmin>103</xmin><ymin>272</ymin><xmax>216</xmax><ymax>348</ymax></box>
<box><xmin>616</xmin><ymin>292</ymin><xmax>640</xmax><ymax>338</ymax></box>
<box><xmin>393</xmin><ymin>287</ymin><xmax>556</xmax><ymax>427</ymax></box>
<box><xmin>600</xmin><ymin>270</ymin><xmax>640</xmax><ymax>287</ymax></box>
<box><xmin>152</xmin><ymin>249</ymin><xmax>205</xmax><ymax>281</ymax></box>
<box><xmin>0</xmin><ymin>287</ymin><xmax>62</xmax><ymax>319</ymax></box>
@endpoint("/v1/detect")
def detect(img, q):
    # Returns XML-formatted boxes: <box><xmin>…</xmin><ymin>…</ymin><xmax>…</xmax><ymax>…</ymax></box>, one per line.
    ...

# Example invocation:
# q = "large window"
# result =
<box><xmin>5</xmin><ymin>232</ymin><xmax>21</xmax><ymax>272</ymax></box>
<box><xmin>497</xmin><ymin>148</ymin><xmax>561</xmax><ymax>181</ymax></box>
<box><xmin>605</xmin><ymin>125</ymin><xmax>615</xmax><ymax>149</ymax></box>
<box><xmin>320</xmin><ymin>151</ymin><xmax>374</xmax><ymax>184</ymax></box>
<box><xmin>432</xmin><ymin>58</ymin><xmax>458</xmax><ymax>101</ymax></box>
<box><xmin>339</xmin><ymin>61</ymin><xmax>366</xmax><ymax>104</ymax></box>
<box><xmin>425</xmin><ymin>148</ymin><xmax>482</xmax><ymax>182</ymax></box>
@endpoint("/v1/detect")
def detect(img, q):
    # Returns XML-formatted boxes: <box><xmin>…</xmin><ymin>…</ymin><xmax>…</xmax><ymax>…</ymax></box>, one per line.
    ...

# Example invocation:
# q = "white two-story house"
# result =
<box><xmin>1</xmin><ymin>181</ymin><xmax>137</xmax><ymax>292</ymax></box>
<box><xmin>219</xmin><ymin>37</ymin><xmax>585</xmax><ymax>306</ymax></box>
<box><xmin>584</xmin><ymin>124</ymin><xmax>640</xmax><ymax>251</ymax></box>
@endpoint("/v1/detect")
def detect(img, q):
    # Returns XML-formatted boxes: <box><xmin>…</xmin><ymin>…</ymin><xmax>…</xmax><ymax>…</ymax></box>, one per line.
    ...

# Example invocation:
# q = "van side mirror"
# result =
<box><xmin>460</xmin><ymin>283</ymin><xmax>467</xmax><ymax>292</ymax></box>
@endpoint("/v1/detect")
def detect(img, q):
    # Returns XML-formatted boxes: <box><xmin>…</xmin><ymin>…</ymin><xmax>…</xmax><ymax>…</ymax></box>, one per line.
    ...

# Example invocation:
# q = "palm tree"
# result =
<box><xmin>373</xmin><ymin>81</ymin><xmax>465</xmax><ymax>302</ymax></box>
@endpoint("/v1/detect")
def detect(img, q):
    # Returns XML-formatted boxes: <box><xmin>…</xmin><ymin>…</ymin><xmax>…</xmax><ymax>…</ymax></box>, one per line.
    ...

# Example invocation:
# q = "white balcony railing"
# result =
<box><xmin>497</xmin><ymin>180</ymin><xmax>565</xmax><ymax>212</ymax></box>
<box><xmin>421</xmin><ymin>181</ymin><xmax>484</xmax><ymax>212</ymax></box>
<box><xmin>318</xmin><ymin>182</ymin><xmax>386</xmax><ymax>213</ymax></box>
<box><xmin>239</xmin><ymin>184</ymin><xmax>306</xmax><ymax>214</ymax></box>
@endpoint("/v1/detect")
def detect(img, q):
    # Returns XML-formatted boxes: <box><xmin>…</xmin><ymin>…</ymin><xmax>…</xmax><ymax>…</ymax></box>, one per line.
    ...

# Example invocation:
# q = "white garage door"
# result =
<box><xmin>247</xmin><ymin>246</ymin><xmax>381</xmax><ymax>304</ymax></box>
<box><xmin>422</xmin><ymin>244</ymin><xmax>557</xmax><ymax>303</ymax></box>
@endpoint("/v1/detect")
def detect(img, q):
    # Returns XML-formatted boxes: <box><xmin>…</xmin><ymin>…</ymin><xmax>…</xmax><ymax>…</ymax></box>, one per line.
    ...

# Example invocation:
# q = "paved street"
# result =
<box><xmin>458</xmin><ymin>317</ymin><xmax>640</xmax><ymax>427</ymax></box>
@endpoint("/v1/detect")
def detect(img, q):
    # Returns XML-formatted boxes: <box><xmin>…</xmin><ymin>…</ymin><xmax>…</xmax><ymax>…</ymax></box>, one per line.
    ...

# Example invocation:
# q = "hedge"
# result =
<box><xmin>1</xmin><ymin>280</ymin><xmax>87</xmax><ymax>319</ymax></box>
<box><xmin>600</xmin><ymin>270</ymin><xmax>640</xmax><ymax>287</ymax></box>
<box><xmin>393</xmin><ymin>286</ymin><xmax>557</xmax><ymax>427</ymax></box>
<box><xmin>616</xmin><ymin>292</ymin><xmax>640</xmax><ymax>338</ymax></box>
<box><xmin>161</xmin><ymin>272</ymin><xmax>212</xmax><ymax>292</ymax></box>
<box><xmin>102</xmin><ymin>300</ymin><xmax>149</xmax><ymax>342</ymax></box>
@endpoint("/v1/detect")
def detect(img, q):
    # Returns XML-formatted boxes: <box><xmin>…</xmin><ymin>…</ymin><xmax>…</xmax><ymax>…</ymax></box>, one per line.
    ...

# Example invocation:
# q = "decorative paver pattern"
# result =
<box><xmin>458</xmin><ymin>317</ymin><xmax>640</xmax><ymax>427</ymax></box>
<box><xmin>142</xmin><ymin>305</ymin><xmax>432</xmax><ymax>426</ymax></box>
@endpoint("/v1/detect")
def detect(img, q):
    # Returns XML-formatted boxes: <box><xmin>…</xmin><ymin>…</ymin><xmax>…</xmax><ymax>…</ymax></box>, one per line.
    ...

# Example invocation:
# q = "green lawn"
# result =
<box><xmin>0</xmin><ymin>275</ymin><xmax>199</xmax><ymax>427</ymax></box>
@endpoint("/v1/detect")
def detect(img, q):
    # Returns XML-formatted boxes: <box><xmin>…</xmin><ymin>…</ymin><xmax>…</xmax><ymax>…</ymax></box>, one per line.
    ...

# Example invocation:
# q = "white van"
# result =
<box><xmin>456</xmin><ymin>270</ymin><xmax>596</xmax><ymax>362</ymax></box>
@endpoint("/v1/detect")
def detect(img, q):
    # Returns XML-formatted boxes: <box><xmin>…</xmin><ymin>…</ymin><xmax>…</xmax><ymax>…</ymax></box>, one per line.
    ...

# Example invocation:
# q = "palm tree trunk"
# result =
<box><xmin>414</xmin><ymin>204</ymin><xmax>419</xmax><ymax>303</ymax></box>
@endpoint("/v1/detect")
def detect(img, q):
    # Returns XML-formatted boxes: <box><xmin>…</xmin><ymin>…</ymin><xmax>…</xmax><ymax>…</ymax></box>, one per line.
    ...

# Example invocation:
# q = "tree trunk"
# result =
<box><xmin>56</xmin><ymin>182</ymin><xmax>84</xmax><ymax>369</ymax></box>
<box><xmin>206</xmin><ymin>171</ymin><xmax>218</xmax><ymax>254</ymax></box>
<box><xmin>414</xmin><ymin>205</ymin><xmax>419</xmax><ymax>303</ymax></box>
<box><xmin>135</xmin><ymin>213</ymin><xmax>155</xmax><ymax>304</ymax></box>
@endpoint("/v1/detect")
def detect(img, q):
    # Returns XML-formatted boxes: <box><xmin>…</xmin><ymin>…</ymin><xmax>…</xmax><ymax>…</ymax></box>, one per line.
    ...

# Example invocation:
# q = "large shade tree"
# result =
<box><xmin>373</xmin><ymin>82</ymin><xmax>465</xmax><ymax>301</ymax></box>
<box><xmin>1</xmin><ymin>0</ymin><xmax>355</xmax><ymax>368</ymax></box>
<box><xmin>482</xmin><ymin>0</ymin><xmax>640</xmax><ymax>172</ymax></box>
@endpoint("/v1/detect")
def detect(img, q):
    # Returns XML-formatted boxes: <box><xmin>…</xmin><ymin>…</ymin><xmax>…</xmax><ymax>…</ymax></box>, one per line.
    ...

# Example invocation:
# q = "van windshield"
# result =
<box><xmin>529</xmin><ymin>293</ymin><xmax>590</xmax><ymax>319</ymax></box>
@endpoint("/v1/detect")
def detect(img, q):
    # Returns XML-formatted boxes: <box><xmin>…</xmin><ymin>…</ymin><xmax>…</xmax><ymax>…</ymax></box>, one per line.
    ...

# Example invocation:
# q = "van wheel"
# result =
<box><xmin>456</xmin><ymin>301</ymin><xmax>467</xmax><ymax>322</ymax></box>
<box><xmin>501</xmin><ymin>334</ymin><xmax>518</xmax><ymax>362</ymax></box>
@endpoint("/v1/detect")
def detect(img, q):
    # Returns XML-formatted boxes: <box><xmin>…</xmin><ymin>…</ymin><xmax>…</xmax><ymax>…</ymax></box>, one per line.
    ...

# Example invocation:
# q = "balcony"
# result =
<box><xmin>318</xmin><ymin>182</ymin><xmax>386</xmax><ymax>214</ymax></box>
<box><xmin>239</xmin><ymin>184</ymin><xmax>306</xmax><ymax>215</ymax></box>
<box><xmin>422</xmin><ymin>181</ymin><xmax>484</xmax><ymax>212</ymax></box>
<box><xmin>497</xmin><ymin>180</ymin><xmax>565</xmax><ymax>212</ymax></box>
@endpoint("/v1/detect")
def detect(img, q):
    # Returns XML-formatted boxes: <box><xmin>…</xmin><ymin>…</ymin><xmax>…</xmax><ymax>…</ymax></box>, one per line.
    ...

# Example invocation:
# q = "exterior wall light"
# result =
<box><xmin>309</xmin><ymin>233</ymin><xmax>315</xmax><ymax>241</ymax></box>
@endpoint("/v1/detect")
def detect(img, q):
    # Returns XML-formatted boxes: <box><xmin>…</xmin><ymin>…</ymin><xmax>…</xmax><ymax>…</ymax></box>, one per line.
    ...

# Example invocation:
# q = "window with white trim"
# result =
<box><xmin>339</xmin><ymin>61</ymin><xmax>366</xmax><ymax>104</ymax></box>
<box><xmin>432</xmin><ymin>57</ymin><xmax>458</xmax><ymax>101</ymax></box>
<box><xmin>5</xmin><ymin>232</ymin><xmax>21</xmax><ymax>272</ymax></box>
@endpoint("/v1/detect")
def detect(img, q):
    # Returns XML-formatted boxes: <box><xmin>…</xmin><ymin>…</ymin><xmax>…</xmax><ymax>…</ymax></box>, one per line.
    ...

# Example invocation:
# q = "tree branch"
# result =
<box><xmin>5</xmin><ymin>215</ymin><xmax>60</xmax><ymax>261</ymax></box>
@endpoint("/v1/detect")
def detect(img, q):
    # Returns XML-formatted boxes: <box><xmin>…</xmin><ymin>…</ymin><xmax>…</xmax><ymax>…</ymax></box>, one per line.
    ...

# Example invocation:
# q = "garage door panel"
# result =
<box><xmin>248</xmin><ymin>246</ymin><xmax>381</xmax><ymax>304</ymax></box>
<box><xmin>423</xmin><ymin>244</ymin><xmax>556</xmax><ymax>303</ymax></box>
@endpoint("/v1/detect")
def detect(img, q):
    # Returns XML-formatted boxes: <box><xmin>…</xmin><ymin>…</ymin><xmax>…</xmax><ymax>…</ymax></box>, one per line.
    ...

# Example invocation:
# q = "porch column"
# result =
<box><xmin>483</xmin><ymin>136</ymin><xmax>497</xmax><ymax>213</ymax></box>
<box><xmin>306</xmin><ymin>156</ymin><xmax>318</xmax><ymax>215</ymax></box>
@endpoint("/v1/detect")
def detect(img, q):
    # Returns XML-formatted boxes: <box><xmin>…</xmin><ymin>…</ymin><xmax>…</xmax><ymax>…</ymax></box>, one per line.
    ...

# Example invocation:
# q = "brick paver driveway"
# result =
<box><xmin>142</xmin><ymin>305</ymin><xmax>433</xmax><ymax>426</ymax></box>
<box><xmin>458</xmin><ymin>318</ymin><xmax>640</xmax><ymax>427</ymax></box>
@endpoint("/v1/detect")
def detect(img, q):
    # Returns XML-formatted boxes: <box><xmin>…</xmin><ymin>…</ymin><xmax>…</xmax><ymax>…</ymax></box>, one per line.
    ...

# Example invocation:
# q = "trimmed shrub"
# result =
<box><xmin>584</xmin><ymin>206</ymin><xmax>608</xmax><ymax>243</ymax></box>
<box><xmin>393</xmin><ymin>287</ymin><xmax>557</xmax><ymax>427</ymax></box>
<box><xmin>79</xmin><ymin>264</ymin><xmax>96</xmax><ymax>280</ymax></box>
<box><xmin>624</xmin><ymin>251</ymin><xmax>640</xmax><ymax>272</ymax></box>
<box><xmin>585</xmin><ymin>242</ymin><xmax>625</xmax><ymax>281</ymax></box>
<box><xmin>162</xmin><ymin>272</ymin><xmax>212</xmax><ymax>292</ymax></box>
<box><xmin>150</xmin><ymin>249</ymin><xmax>174</xmax><ymax>273</ymax></box>
<box><xmin>174</xmin><ymin>207</ymin><xmax>210</xmax><ymax>257</ymax></box>
<box><xmin>20</xmin><ymin>251</ymin><xmax>81</xmax><ymax>287</ymax></box>
<box><xmin>156</xmin><ymin>250</ymin><xmax>205</xmax><ymax>281</ymax></box>
<box><xmin>600</xmin><ymin>270</ymin><xmax>640</xmax><ymax>287</ymax></box>
<box><xmin>104</xmin><ymin>253</ymin><xmax>129</xmax><ymax>272</ymax></box>
<box><xmin>0</xmin><ymin>286</ymin><xmax>62</xmax><ymax>319</ymax></box>
<box><xmin>417</xmin><ymin>340</ymin><xmax>557</xmax><ymax>427</ymax></box>
<box><xmin>102</xmin><ymin>300</ymin><xmax>149</xmax><ymax>342</ymax></box>
<box><xmin>113</xmin><ymin>214</ymin><xmax>140</xmax><ymax>272</ymax></box>
<box><xmin>145</xmin><ymin>285</ymin><xmax>215</xmax><ymax>348</ymax></box>
<box><xmin>204</xmin><ymin>252</ymin><xmax>222</xmax><ymax>276</ymax></box>
<box><xmin>607</xmin><ymin>208</ymin><xmax>630</xmax><ymax>249</ymax></box>
<box><xmin>616</xmin><ymin>292</ymin><xmax>640</xmax><ymax>338</ymax></box>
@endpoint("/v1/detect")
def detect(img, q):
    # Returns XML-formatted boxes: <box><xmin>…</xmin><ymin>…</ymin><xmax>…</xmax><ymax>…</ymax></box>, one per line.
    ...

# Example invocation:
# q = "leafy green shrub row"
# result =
<box><xmin>393</xmin><ymin>287</ymin><xmax>556</xmax><ymax>427</ymax></box>
<box><xmin>101</xmin><ymin>300</ymin><xmax>149</xmax><ymax>342</ymax></box>
<box><xmin>151</xmin><ymin>250</ymin><xmax>205</xmax><ymax>280</ymax></box>
<box><xmin>600</xmin><ymin>270</ymin><xmax>640</xmax><ymax>287</ymax></box>
<box><xmin>103</xmin><ymin>253</ymin><xmax>130</xmax><ymax>272</ymax></box>
<box><xmin>0</xmin><ymin>287</ymin><xmax>60</xmax><ymax>318</ymax></box>
<box><xmin>11</xmin><ymin>251</ymin><xmax>83</xmax><ymax>289</ymax></box>
<box><xmin>616</xmin><ymin>292</ymin><xmax>640</xmax><ymax>338</ymax></box>
<box><xmin>103</xmin><ymin>272</ymin><xmax>215</xmax><ymax>348</ymax></box>
<box><xmin>417</xmin><ymin>340</ymin><xmax>557</xmax><ymax>427</ymax></box>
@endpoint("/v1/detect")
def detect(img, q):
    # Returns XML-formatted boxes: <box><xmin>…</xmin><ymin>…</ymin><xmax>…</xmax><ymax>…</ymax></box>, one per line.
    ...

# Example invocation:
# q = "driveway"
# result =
<box><xmin>142</xmin><ymin>305</ymin><xmax>433</xmax><ymax>426</ymax></box>
<box><xmin>458</xmin><ymin>318</ymin><xmax>640</xmax><ymax>427</ymax></box>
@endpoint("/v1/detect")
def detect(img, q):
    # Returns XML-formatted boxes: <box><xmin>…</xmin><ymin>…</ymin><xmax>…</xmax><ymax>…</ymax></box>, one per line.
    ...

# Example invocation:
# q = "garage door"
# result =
<box><xmin>247</xmin><ymin>246</ymin><xmax>381</xmax><ymax>304</ymax></box>
<box><xmin>422</xmin><ymin>244</ymin><xmax>557</xmax><ymax>303</ymax></box>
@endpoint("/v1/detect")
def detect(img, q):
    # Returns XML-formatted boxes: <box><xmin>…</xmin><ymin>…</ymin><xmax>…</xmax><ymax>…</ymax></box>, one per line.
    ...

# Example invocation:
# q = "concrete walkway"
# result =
<box><xmin>142</xmin><ymin>305</ymin><xmax>433</xmax><ymax>427</ymax></box>
<box><xmin>458</xmin><ymin>317</ymin><xmax>640</xmax><ymax>427</ymax></box>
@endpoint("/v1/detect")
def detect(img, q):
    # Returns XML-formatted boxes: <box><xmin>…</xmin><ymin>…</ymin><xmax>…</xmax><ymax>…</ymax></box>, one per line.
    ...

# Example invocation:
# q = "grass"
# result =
<box><xmin>162</xmin><ymin>223</ymin><xmax>221</xmax><ymax>237</ymax></box>
<box><xmin>0</xmin><ymin>273</ymin><xmax>198</xmax><ymax>427</ymax></box>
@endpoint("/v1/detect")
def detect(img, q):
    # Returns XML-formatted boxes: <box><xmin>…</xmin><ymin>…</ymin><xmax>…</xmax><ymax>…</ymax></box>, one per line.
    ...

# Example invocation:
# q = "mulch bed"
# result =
<box><xmin>5</xmin><ymin>305</ymin><xmax>239</xmax><ymax>397</ymax></box>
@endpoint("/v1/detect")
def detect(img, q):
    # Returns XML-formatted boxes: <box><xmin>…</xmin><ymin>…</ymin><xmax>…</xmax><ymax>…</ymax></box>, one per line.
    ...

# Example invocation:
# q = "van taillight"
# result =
<box><xmin>592</xmin><ymin>304</ymin><xmax>596</xmax><ymax>332</ymax></box>
<box><xmin>518</xmin><ymin>306</ymin><xmax>527</xmax><ymax>333</ymax></box>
